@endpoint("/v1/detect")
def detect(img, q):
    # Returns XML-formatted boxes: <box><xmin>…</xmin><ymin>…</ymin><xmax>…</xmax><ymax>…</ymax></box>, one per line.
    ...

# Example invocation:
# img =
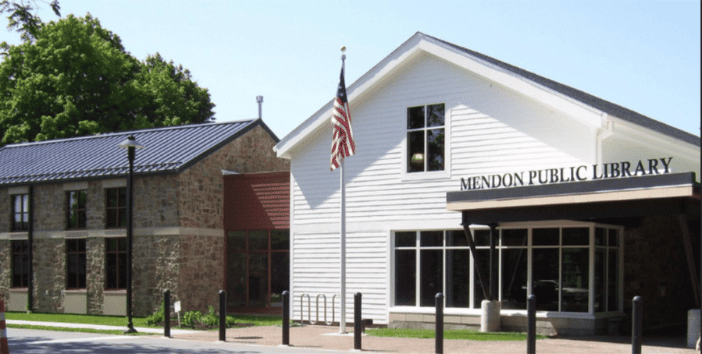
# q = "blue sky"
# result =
<box><xmin>2</xmin><ymin>0</ymin><xmax>700</xmax><ymax>139</ymax></box>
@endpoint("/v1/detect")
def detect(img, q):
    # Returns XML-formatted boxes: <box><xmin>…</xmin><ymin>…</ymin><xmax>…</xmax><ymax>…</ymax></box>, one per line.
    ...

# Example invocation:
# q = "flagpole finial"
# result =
<box><xmin>341</xmin><ymin>46</ymin><xmax>346</xmax><ymax>62</ymax></box>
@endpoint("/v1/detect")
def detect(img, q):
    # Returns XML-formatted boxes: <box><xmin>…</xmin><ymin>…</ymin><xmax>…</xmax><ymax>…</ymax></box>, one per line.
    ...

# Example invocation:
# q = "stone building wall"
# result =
<box><xmin>86</xmin><ymin>237</ymin><xmax>105</xmax><ymax>314</ymax></box>
<box><xmin>33</xmin><ymin>238</ymin><xmax>65</xmax><ymax>312</ymax></box>
<box><xmin>132</xmin><ymin>234</ymin><xmax>181</xmax><ymax>316</ymax></box>
<box><xmin>623</xmin><ymin>214</ymin><xmax>699</xmax><ymax>333</ymax></box>
<box><xmin>35</xmin><ymin>184</ymin><xmax>64</xmax><ymax>231</ymax></box>
<box><xmin>176</xmin><ymin>234</ymin><xmax>224</xmax><ymax>313</ymax></box>
<box><xmin>0</xmin><ymin>188</ymin><xmax>8</xmax><ymax>232</ymax></box>
<box><xmin>0</xmin><ymin>240</ymin><xmax>9</xmax><ymax>303</ymax></box>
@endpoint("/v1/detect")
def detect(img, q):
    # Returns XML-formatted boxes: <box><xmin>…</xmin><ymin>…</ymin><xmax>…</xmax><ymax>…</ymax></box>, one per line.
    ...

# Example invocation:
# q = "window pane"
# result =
<box><xmin>420</xmin><ymin>231</ymin><xmax>442</xmax><ymax>247</ymax></box>
<box><xmin>607</xmin><ymin>250</ymin><xmax>619</xmax><ymax>312</ymax></box>
<box><xmin>502</xmin><ymin>248</ymin><xmax>528</xmax><ymax>309</ymax></box>
<box><xmin>446</xmin><ymin>250</ymin><xmax>469</xmax><ymax>308</ymax></box>
<box><xmin>562</xmin><ymin>228</ymin><xmax>589</xmax><ymax>246</ymax></box>
<box><xmin>561</xmin><ymin>248</ymin><xmax>589</xmax><ymax>312</ymax></box>
<box><xmin>473</xmin><ymin>249</ymin><xmax>490</xmax><ymax>308</ymax></box>
<box><xmin>395</xmin><ymin>250</ymin><xmax>416</xmax><ymax>306</ymax></box>
<box><xmin>248</xmin><ymin>254</ymin><xmax>268</xmax><ymax>307</ymax></box>
<box><xmin>271</xmin><ymin>252</ymin><xmax>290</xmax><ymax>302</ymax></box>
<box><xmin>446</xmin><ymin>230</ymin><xmax>467</xmax><ymax>247</ymax></box>
<box><xmin>271</xmin><ymin>230</ymin><xmax>289</xmax><ymax>250</ymax></box>
<box><xmin>426</xmin><ymin>104</ymin><xmax>444</xmax><ymax>127</ymax></box>
<box><xmin>532</xmin><ymin>248</ymin><xmax>559</xmax><ymax>311</ymax></box>
<box><xmin>608</xmin><ymin>229</ymin><xmax>619</xmax><ymax>246</ymax></box>
<box><xmin>227</xmin><ymin>232</ymin><xmax>247</xmax><ymax>307</ymax></box>
<box><xmin>12</xmin><ymin>240</ymin><xmax>29</xmax><ymax>287</ymax></box>
<box><xmin>420</xmin><ymin>249</ymin><xmax>442</xmax><ymax>307</ymax></box>
<box><xmin>502</xmin><ymin>229</ymin><xmax>528</xmax><ymax>247</ymax></box>
<box><xmin>472</xmin><ymin>230</ymin><xmax>490</xmax><ymax>246</ymax></box>
<box><xmin>249</xmin><ymin>231</ymin><xmax>268</xmax><ymax>250</ymax></box>
<box><xmin>395</xmin><ymin>232</ymin><xmax>416</xmax><ymax>247</ymax></box>
<box><xmin>407</xmin><ymin>131</ymin><xmax>425</xmax><ymax>172</ymax></box>
<box><xmin>426</xmin><ymin>128</ymin><xmax>444</xmax><ymax>171</ymax></box>
<box><xmin>407</xmin><ymin>106</ymin><xmax>425</xmax><ymax>129</ymax></box>
<box><xmin>594</xmin><ymin>249</ymin><xmax>605</xmax><ymax>312</ymax></box>
<box><xmin>595</xmin><ymin>228</ymin><xmax>606</xmax><ymax>246</ymax></box>
<box><xmin>533</xmin><ymin>228</ymin><xmax>559</xmax><ymax>246</ymax></box>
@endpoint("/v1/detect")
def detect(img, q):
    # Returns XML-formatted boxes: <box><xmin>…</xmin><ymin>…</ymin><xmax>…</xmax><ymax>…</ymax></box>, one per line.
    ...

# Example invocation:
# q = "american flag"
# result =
<box><xmin>330</xmin><ymin>66</ymin><xmax>355</xmax><ymax>171</ymax></box>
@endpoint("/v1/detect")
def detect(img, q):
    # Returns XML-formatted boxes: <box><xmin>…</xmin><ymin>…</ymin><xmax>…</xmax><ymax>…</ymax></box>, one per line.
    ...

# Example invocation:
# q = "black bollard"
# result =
<box><xmin>435</xmin><ymin>293</ymin><xmax>444</xmax><ymax>354</ymax></box>
<box><xmin>219</xmin><ymin>290</ymin><xmax>226</xmax><ymax>342</ymax></box>
<box><xmin>354</xmin><ymin>292</ymin><xmax>362</xmax><ymax>350</ymax></box>
<box><xmin>527</xmin><ymin>294</ymin><xmax>536</xmax><ymax>354</ymax></box>
<box><xmin>164</xmin><ymin>289</ymin><xmax>170</xmax><ymax>338</ymax></box>
<box><xmin>282</xmin><ymin>291</ymin><xmax>290</xmax><ymax>346</ymax></box>
<box><xmin>632</xmin><ymin>296</ymin><xmax>642</xmax><ymax>354</ymax></box>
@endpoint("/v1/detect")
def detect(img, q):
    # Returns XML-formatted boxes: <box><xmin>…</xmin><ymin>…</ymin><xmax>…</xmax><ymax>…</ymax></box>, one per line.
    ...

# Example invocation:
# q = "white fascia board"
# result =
<box><xmin>275</xmin><ymin>33</ymin><xmax>606</xmax><ymax>158</ymax></box>
<box><xmin>418</xmin><ymin>37</ymin><xmax>605</xmax><ymax>127</ymax></box>
<box><xmin>608</xmin><ymin>117</ymin><xmax>700</xmax><ymax>160</ymax></box>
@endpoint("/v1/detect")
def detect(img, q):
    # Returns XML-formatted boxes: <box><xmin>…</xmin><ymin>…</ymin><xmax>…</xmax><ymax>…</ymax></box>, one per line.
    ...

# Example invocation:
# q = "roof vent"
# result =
<box><xmin>256</xmin><ymin>95</ymin><xmax>263</xmax><ymax>119</ymax></box>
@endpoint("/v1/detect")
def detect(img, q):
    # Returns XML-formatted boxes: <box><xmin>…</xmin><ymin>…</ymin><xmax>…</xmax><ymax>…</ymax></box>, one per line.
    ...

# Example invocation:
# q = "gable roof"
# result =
<box><xmin>274</xmin><ymin>32</ymin><xmax>698</xmax><ymax>158</ymax></box>
<box><xmin>0</xmin><ymin>119</ymin><xmax>278</xmax><ymax>186</ymax></box>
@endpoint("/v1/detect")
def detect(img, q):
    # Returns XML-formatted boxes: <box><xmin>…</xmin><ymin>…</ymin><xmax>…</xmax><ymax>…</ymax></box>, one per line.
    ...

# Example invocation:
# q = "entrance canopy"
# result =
<box><xmin>447</xmin><ymin>172</ymin><xmax>700</xmax><ymax>225</ymax></box>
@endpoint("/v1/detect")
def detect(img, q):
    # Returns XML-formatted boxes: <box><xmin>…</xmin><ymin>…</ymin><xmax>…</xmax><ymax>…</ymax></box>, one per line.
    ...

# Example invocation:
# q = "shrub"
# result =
<box><xmin>146</xmin><ymin>302</ymin><xmax>165</xmax><ymax>326</ymax></box>
<box><xmin>182</xmin><ymin>310</ymin><xmax>202</xmax><ymax>328</ymax></box>
<box><xmin>201</xmin><ymin>305</ymin><xmax>219</xmax><ymax>327</ymax></box>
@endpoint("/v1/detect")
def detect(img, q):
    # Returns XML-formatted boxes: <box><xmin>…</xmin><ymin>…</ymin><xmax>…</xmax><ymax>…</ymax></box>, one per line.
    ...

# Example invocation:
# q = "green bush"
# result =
<box><xmin>182</xmin><ymin>310</ymin><xmax>202</xmax><ymax>327</ymax></box>
<box><xmin>201</xmin><ymin>306</ymin><xmax>219</xmax><ymax>327</ymax></box>
<box><xmin>225</xmin><ymin>315</ymin><xmax>236</xmax><ymax>326</ymax></box>
<box><xmin>146</xmin><ymin>302</ymin><xmax>165</xmax><ymax>326</ymax></box>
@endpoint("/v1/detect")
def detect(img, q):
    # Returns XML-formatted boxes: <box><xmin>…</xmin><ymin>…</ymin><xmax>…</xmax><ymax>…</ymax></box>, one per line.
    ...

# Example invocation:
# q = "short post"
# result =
<box><xmin>219</xmin><ymin>290</ymin><xmax>226</xmax><ymax>342</ymax></box>
<box><xmin>527</xmin><ymin>294</ymin><xmax>536</xmax><ymax>354</ymax></box>
<box><xmin>164</xmin><ymin>289</ymin><xmax>171</xmax><ymax>338</ymax></box>
<box><xmin>354</xmin><ymin>292</ymin><xmax>362</xmax><ymax>351</ymax></box>
<box><xmin>435</xmin><ymin>293</ymin><xmax>444</xmax><ymax>354</ymax></box>
<box><xmin>282</xmin><ymin>291</ymin><xmax>290</xmax><ymax>346</ymax></box>
<box><xmin>632</xmin><ymin>296</ymin><xmax>642</xmax><ymax>354</ymax></box>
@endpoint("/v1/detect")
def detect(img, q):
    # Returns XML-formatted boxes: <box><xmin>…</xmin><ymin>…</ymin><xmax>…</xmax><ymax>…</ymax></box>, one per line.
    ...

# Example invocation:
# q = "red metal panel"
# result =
<box><xmin>223</xmin><ymin>172</ymin><xmax>290</xmax><ymax>230</ymax></box>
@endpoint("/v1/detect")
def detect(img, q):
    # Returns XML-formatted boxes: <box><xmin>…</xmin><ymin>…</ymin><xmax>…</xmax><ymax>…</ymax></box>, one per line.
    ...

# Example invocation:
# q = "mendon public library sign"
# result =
<box><xmin>460</xmin><ymin>157</ymin><xmax>674</xmax><ymax>191</ymax></box>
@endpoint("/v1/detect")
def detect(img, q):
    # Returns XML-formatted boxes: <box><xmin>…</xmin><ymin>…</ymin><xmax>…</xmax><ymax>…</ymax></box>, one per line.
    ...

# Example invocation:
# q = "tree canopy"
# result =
<box><xmin>0</xmin><ymin>12</ymin><xmax>215</xmax><ymax>145</ymax></box>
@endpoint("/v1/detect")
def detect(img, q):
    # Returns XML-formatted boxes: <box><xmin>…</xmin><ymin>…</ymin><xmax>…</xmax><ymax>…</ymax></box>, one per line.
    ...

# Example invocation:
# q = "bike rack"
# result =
<box><xmin>300</xmin><ymin>293</ymin><xmax>337</xmax><ymax>326</ymax></box>
<box><xmin>300</xmin><ymin>293</ymin><xmax>311</xmax><ymax>325</ymax></box>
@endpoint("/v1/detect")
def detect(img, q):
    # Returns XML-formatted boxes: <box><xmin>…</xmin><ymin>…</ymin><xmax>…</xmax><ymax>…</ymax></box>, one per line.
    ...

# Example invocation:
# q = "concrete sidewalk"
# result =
<box><xmin>174</xmin><ymin>324</ymin><xmax>699</xmax><ymax>354</ymax></box>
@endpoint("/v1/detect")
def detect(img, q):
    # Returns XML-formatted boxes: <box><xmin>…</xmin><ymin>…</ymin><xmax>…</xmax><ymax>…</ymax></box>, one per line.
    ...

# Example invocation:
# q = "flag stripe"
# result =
<box><xmin>330</xmin><ymin>66</ymin><xmax>355</xmax><ymax>171</ymax></box>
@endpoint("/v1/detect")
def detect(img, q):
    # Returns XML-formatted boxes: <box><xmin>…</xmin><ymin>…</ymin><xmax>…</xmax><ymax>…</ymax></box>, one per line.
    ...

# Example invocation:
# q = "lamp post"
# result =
<box><xmin>118</xmin><ymin>135</ymin><xmax>144</xmax><ymax>334</ymax></box>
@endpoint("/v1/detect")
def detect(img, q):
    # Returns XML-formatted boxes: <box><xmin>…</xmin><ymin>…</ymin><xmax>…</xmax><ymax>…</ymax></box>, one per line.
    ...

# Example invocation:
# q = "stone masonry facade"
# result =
<box><xmin>0</xmin><ymin>124</ymin><xmax>289</xmax><ymax>316</ymax></box>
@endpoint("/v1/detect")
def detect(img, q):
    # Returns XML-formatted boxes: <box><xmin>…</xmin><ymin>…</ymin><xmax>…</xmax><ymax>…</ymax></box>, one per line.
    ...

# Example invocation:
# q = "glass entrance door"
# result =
<box><xmin>226</xmin><ymin>230</ymin><xmax>289</xmax><ymax>310</ymax></box>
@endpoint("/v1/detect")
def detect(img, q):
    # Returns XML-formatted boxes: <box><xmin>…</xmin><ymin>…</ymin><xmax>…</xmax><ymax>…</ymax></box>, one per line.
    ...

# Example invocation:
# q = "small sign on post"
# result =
<box><xmin>174</xmin><ymin>301</ymin><xmax>182</xmax><ymax>328</ymax></box>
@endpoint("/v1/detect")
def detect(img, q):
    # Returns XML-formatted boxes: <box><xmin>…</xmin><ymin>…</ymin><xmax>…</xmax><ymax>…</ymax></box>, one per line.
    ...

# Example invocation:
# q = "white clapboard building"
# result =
<box><xmin>274</xmin><ymin>32</ymin><xmax>700</xmax><ymax>335</ymax></box>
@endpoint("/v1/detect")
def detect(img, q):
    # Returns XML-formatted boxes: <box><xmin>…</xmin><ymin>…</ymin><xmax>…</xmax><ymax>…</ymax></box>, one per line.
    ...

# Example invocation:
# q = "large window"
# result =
<box><xmin>11</xmin><ymin>194</ymin><xmax>29</xmax><ymax>231</ymax></box>
<box><xmin>106</xmin><ymin>238</ymin><xmax>127</xmax><ymax>289</ymax></box>
<box><xmin>393</xmin><ymin>225</ymin><xmax>622</xmax><ymax>314</ymax></box>
<box><xmin>66</xmin><ymin>190</ymin><xmax>87</xmax><ymax>229</ymax></box>
<box><xmin>105</xmin><ymin>188</ymin><xmax>127</xmax><ymax>229</ymax></box>
<box><xmin>407</xmin><ymin>103</ymin><xmax>445</xmax><ymax>173</ymax></box>
<box><xmin>12</xmin><ymin>240</ymin><xmax>30</xmax><ymax>288</ymax></box>
<box><xmin>66</xmin><ymin>239</ymin><xmax>87</xmax><ymax>289</ymax></box>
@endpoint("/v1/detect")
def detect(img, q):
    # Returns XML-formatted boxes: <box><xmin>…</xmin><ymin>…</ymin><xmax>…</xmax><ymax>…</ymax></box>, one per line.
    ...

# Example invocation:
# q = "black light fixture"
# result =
<box><xmin>118</xmin><ymin>135</ymin><xmax>144</xmax><ymax>334</ymax></box>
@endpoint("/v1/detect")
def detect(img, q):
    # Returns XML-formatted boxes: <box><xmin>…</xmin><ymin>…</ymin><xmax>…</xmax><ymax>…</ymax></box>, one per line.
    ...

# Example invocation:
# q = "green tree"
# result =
<box><xmin>0</xmin><ymin>13</ymin><xmax>215</xmax><ymax>145</ymax></box>
<box><xmin>1</xmin><ymin>0</ymin><xmax>61</xmax><ymax>42</ymax></box>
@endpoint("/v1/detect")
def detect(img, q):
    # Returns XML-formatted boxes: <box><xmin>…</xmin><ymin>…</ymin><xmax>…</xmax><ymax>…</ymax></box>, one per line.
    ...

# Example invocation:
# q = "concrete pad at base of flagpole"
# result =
<box><xmin>480</xmin><ymin>300</ymin><xmax>501</xmax><ymax>332</ymax></box>
<box><xmin>324</xmin><ymin>331</ymin><xmax>354</xmax><ymax>336</ymax></box>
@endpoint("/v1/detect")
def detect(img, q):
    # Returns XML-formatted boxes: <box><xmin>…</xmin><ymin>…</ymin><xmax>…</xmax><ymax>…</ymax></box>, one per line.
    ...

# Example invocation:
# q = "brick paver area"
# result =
<box><xmin>173</xmin><ymin>324</ymin><xmax>698</xmax><ymax>354</ymax></box>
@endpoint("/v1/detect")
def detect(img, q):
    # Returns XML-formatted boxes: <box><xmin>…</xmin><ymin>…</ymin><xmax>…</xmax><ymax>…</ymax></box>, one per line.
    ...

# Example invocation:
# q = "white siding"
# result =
<box><xmin>289</xmin><ymin>52</ymin><xmax>603</xmax><ymax>324</ymax></box>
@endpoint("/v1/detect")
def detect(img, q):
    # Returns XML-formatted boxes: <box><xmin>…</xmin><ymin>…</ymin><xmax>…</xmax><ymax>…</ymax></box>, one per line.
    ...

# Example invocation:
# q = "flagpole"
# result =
<box><xmin>339</xmin><ymin>47</ymin><xmax>347</xmax><ymax>334</ymax></box>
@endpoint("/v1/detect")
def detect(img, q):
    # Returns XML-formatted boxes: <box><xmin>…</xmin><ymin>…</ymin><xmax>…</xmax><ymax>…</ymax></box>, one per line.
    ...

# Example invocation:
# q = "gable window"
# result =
<box><xmin>105</xmin><ymin>188</ymin><xmax>127</xmax><ymax>229</ymax></box>
<box><xmin>11</xmin><ymin>194</ymin><xmax>29</xmax><ymax>231</ymax></box>
<box><xmin>407</xmin><ymin>103</ymin><xmax>445</xmax><ymax>173</ymax></box>
<box><xmin>12</xmin><ymin>240</ymin><xmax>30</xmax><ymax>288</ymax></box>
<box><xmin>66</xmin><ymin>239</ymin><xmax>87</xmax><ymax>289</ymax></box>
<box><xmin>66</xmin><ymin>190</ymin><xmax>87</xmax><ymax>229</ymax></box>
<box><xmin>105</xmin><ymin>238</ymin><xmax>127</xmax><ymax>289</ymax></box>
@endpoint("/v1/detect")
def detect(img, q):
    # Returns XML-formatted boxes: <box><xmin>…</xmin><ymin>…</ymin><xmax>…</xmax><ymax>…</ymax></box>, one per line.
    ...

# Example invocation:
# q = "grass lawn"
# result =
<box><xmin>5</xmin><ymin>311</ymin><xmax>283</xmax><ymax>328</ymax></box>
<box><xmin>366</xmin><ymin>328</ymin><xmax>547</xmax><ymax>341</ymax></box>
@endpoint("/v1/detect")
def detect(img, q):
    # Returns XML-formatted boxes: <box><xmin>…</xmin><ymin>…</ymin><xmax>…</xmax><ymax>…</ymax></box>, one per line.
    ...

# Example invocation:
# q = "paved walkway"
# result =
<box><xmin>7</xmin><ymin>320</ymin><xmax>699</xmax><ymax>353</ymax></box>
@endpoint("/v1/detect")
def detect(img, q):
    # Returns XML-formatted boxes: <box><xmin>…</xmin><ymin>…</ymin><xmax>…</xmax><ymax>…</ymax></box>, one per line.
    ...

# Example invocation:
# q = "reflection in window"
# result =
<box><xmin>66</xmin><ymin>190</ymin><xmax>87</xmax><ymax>229</ymax></box>
<box><xmin>11</xmin><ymin>194</ymin><xmax>29</xmax><ymax>231</ymax></box>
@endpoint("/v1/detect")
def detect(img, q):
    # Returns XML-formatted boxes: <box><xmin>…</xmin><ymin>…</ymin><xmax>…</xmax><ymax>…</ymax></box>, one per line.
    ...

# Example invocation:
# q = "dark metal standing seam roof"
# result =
<box><xmin>0</xmin><ymin>119</ymin><xmax>272</xmax><ymax>186</ymax></box>
<box><xmin>423</xmin><ymin>33</ymin><xmax>700</xmax><ymax>147</ymax></box>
